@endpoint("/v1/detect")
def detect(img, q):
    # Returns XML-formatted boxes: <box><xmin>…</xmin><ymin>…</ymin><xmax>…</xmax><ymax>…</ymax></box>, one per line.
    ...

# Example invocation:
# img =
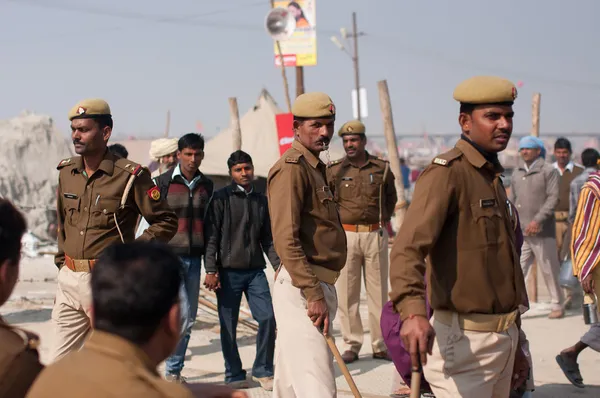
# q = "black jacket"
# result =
<box><xmin>204</xmin><ymin>183</ymin><xmax>280</xmax><ymax>273</ymax></box>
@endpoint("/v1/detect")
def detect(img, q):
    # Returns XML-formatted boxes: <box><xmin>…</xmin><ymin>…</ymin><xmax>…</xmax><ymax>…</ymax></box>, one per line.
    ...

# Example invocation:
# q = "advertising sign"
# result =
<box><xmin>275</xmin><ymin>113</ymin><xmax>294</xmax><ymax>155</ymax></box>
<box><xmin>273</xmin><ymin>0</ymin><xmax>317</xmax><ymax>67</ymax></box>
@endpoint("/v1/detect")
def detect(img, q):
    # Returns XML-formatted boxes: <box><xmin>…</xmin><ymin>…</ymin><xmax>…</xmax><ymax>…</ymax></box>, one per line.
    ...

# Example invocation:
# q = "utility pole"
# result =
<box><xmin>331</xmin><ymin>13</ymin><xmax>365</xmax><ymax>121</ymax></box>
<box><xmin>352</xmin><ymin>12</ymin><xmax>361</xmax><ymax>121</ymax></box>
<box><xmin>229</xmin><ymin>97</ymin><xmax>242</xmax><ymax>151</ymax></box>
<box><xmin>528</xmin><ymin>92</ymin><xmax>541</xmax><ymax>303</ymax></box>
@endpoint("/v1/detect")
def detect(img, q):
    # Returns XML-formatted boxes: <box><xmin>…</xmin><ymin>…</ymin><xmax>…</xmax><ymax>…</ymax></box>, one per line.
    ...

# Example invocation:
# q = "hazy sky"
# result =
<box><xmin>1</xmin><ymin>0</ymin><xmax>599</xmax><ymax>140</ymax></box>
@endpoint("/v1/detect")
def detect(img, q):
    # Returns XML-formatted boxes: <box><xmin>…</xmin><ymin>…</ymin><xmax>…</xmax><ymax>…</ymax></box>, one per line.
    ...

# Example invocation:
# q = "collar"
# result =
<box><xmin>73</xmin><ymin>149</ymin><xmax>116</xmax><ymax>176</ymax></box>
<box><xmin>292</xmin><ymin>139</ymin><xmax>322</xmax><ymax>169</ymax></box>
<box><xmin>522</xmin><ymin>157</ymin><xmax>543</xmax><ymax>172</ymax></box>
<box><xmin>171</xmin><ymin>164</ymin><xmax>201</xmax><ymax>182</ymax></box>
<box><xmin>553</xmin><ymin>161</ymin><xmax>574</xmax><ymax>175</ymax></box>
<box><xmin>84</xmin><ymin>330</ymin><xmax>157</xmax><ymax>374</ymax></box>
<box><xmin>232</xmin><ymin>182</ymin><xmax>254</xmax><ymax>195</ymax></box>
<box><xmin>456</xmin><ymin>138</ymin><xmax>504</xmax><ymax>173</ymax></box>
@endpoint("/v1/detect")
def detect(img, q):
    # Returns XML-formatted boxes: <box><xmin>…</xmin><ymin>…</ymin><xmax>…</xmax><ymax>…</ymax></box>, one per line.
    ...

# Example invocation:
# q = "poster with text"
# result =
<box><xmin>273</xmin><ymin>0</ymin><xmax>317</xmax><ymax>67</ymax></box>
<box><xmin>275</xmin><ymin>113</ymin><xmax>294</xmax><ymax>155</ymax></box>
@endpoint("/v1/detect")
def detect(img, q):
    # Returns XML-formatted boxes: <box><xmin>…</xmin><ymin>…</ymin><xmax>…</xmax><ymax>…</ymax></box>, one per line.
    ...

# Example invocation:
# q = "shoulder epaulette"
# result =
<box><xmin>431</xmin><ymin>147</ymin><xmax>463</xmax><ymax>167</ymax></box>
<box><xmin>327</xmin><ymin>158</ymin><xmax>343</xmax><ymax>168</ymax></box>
<box><xmin>57</xmin><ymin>157</ymin><xmax>75</xmax><ymax>170</ymax></box>
<box><xmin>285</xmin><ymin>155</ymin><xmax>301</xmax><ymax>164</ymax></box>
<box><xmin>115</xmin><ymin>158</ymin><xmax>144</xmax><ymax>177</ymax></box>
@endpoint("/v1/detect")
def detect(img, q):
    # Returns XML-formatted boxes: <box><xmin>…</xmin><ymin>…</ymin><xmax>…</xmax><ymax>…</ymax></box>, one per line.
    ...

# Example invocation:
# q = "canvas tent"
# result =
<box><xmin>201</xmin><ymin>89</ymin><xmax>345</xmax><ymax>178</ymax></box>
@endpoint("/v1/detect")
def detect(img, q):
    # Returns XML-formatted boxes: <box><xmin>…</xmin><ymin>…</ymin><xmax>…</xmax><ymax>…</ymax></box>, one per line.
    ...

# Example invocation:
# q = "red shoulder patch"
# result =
<box><xmin>132</xmin><ymin>165</ymin><xmax>143</xmax><ymax>176</ymax></box>
<box><xmin>147</xmin><ymin>186</ymin><xmax>161</xmax><ymax>201</ymax></box>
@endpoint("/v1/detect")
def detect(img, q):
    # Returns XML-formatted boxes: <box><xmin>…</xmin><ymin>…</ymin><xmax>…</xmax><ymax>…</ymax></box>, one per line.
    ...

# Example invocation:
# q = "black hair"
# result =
<box><xmin>71</xmin><ymin>114</ymin><xmax>113</xmax><ymax>129</ymax></box>
<box><xmin>108</xmin><ymin>143</ymin><xmax>128</xmax><ymax>158</ymax></box>
<box><xmin>178</xmin><ymin>133</ymin><xmax>205</xmax><ymax>151</ymax></box>
<box><xmin>581</xmin><ymin>148</ymin><xmax>600</xmax><ymax>168</ymax></box>
<box><xmin>227</xmin><ymin>150</ymin><xmax>253</xmax><ymax>170</ymax></box>
<box><xmin>459</xmin><ymin>103</ymin><xmax>475</xmax><ymax>114</ymax></box>
<box><xmin>554</xmin><ymin>137</ymin><xmax>572</xmax><ymax>153</ymax></box>
<box><xmin>0</xmin><ymin>199</ymin><xmax>27</xmax><ymax>267</ymax></box>
<box><xmin>91</xmin><ymin>242</ymin><xmax>182</xmax><ymax>345</ymax></box>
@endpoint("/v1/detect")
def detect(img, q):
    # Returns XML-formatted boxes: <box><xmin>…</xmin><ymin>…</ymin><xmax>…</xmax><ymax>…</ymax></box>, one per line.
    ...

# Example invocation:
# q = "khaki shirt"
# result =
<box><xmin>267</xmin><ymin>140</ymin><xmax>347</xmax><ymax>302</ymax></box>
<box><xmin>26</xmin><ymin>330</ymin><xmax>194</xmax><ymax>398</ymax></box>
<box><xmin>389</xmin><ymin>139</ymin><xmax>526</xmax><ymax>320</ymax></box>
<box><xmin>327</xmin><ymin>153</ymin><xmax>397</xmax><ymax>225</ymax></box>
<box><xmin>0</xmin><ymin>317</ymin><xmax>43</xmax><ymax>398</ymax></box>
<box><xmin>55</xmin><ymin>150</ymin><xmax>178</xmax><ymax>267</ymax></box>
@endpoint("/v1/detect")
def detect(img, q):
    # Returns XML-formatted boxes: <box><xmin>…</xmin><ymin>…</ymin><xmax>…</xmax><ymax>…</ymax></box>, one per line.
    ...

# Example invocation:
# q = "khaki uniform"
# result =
<box><xmin>390</xmin><ymin>136</ymin><xmax>528</xmax><ymax>396</ymax></box>
<box><xmin>26</xmin><ymin>331</ymin><xmax>194</xmax><ymax>398</ymax></box>
<box><xmin>328</xmin><ymin>153</ymin><xmax>396</xmax><ymax>355</ymax></box>
<box><xmin>52</xmin><ymin>150</ymin><xmax>177</xmax><ymax>362</ymax></box>
<box><xmin>268</xmin><ymin>139</ymin><xmax>347</xmax><ymax>398</ymax></box>
<box><xmin>0</xmin><ymin>317</ymin><xmax>43</xmax><ymax>398</ymax></box>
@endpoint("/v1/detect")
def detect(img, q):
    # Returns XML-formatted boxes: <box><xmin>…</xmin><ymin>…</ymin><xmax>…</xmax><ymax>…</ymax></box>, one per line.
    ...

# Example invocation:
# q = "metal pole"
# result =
<box><xmin>352</xmin><ymin>12</ymin><xmax>361</xmax><ymax>121</ymax></box>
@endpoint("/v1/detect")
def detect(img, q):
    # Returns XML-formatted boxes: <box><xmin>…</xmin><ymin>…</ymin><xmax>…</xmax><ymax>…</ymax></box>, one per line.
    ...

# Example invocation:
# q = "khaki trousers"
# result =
<box><xmin>424</xmin><ymin>313</ymin><xmax>519</xmax><ymax>398</ymax></box>
<box><xmin>272</xmin><ymin>267</ymin><xmax>338</xmax><ymax>398</ymax></box>
<box><xmin>49</xmin><ymin>266</ymin><xmax>92</xmax><ymax>363</ymax></box>
<box><xmin>336</xmin><ymin>228</ymin><xmax>388</xmax><ymax>354</ymax></box>
<box><xmin>555</xmin><ymin>220</ymin><xmax>569</xmax><ymax>257</ymax></box>
<box><xmin>521</xmin><ymin>236</ymin><xmax>564</xmax><ymax>310</ymax></box>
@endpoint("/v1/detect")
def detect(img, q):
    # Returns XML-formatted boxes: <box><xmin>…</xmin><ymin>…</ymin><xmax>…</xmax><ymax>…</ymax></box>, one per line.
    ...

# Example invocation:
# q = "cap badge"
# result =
<box><xmin>512</xmin><ymin>87</ymin><xmax>518</xmax><ymax>100</ymax></box>
<box><xmin>77</xmin><ymin>106</ymin><xmax>86</xmax><ymax>115</ymax></box>
<box><xmin>347</xmin><ymin>126</ymin><xmax>353</xmax><ymax>132</ymax></box>
<box><xmin>329</xmin><ymin>104</ymin><xmax>335</xmax><ymax>114</ymax></box>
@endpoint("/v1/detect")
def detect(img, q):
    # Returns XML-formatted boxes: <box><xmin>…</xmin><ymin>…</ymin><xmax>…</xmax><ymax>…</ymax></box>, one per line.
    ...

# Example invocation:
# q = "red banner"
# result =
<box><xmin>275</xmin><ymin>113</ymin><xmax>294</xmax><ymax>155</ymax></box>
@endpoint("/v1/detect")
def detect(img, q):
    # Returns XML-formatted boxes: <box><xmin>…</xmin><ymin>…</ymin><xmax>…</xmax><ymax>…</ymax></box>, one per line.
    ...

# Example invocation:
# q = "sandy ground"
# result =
<box><xmin>2</xmin><ymin>255</ymin><xmax>600</xmax><ymax>397</ymax></box>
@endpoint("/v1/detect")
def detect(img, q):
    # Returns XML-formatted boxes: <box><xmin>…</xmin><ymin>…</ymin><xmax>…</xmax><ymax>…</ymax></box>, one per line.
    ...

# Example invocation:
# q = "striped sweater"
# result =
<box><xmin>571</xmin><ymin>171</ymin><xmax>600</xmax><ymax>280</ymax></box>
<box><xmin>155</xmin><ymin>168</ymin><xmax>214</xmax><ymax>257</ymax></box>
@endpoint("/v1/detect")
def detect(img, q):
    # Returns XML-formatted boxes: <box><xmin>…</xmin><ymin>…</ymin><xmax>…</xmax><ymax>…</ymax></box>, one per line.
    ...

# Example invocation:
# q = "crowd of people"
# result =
<box><xmin>0</xmin><ymin>75</ymin><xmax>598</xmax><ymax>398</ymax></box>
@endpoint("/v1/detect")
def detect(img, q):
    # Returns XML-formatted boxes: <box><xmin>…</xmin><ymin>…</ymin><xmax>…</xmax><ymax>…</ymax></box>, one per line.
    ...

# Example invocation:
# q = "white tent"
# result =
<box><xmin>201</xmin><ymin>89</ymin><xmax>345</xmax><ymax>178</ymax></box>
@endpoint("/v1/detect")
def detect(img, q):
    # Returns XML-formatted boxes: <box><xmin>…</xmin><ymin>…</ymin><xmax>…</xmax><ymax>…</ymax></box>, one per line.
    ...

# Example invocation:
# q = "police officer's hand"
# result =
<box><xmin>581</xmin><ymin>273</ymin><xmax>595</xmax><ymax>295</ymax></box>
<box><xmin>307</xmin><ymin>298</ymin><xmax>330</xmax><ymax>335</ymax></box>
<box><xmin>187</xmin><ymin>383</ymin><xmax>248</xmax><ymax>398</ymax></box>
<box><xmin>400</xmin><ymin>315</ymin><xmax>435</xmax><ymax>369</ymax></box>
<box><xmin>511</xmin><ymin>344</ymin><xmax>530</xmax><ymax>390</ymax></box>
<box><xmin>204</xmin><ymin>273</ymin><xmax>221</xmax><ymax>291</ymax></box>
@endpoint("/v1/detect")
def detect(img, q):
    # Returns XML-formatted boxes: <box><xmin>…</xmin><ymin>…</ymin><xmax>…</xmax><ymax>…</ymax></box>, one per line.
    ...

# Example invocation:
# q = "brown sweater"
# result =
<box><xmin>556</xmin><ymin>165</ymin><xmax>583</xmax><ymax>213</ymax></box>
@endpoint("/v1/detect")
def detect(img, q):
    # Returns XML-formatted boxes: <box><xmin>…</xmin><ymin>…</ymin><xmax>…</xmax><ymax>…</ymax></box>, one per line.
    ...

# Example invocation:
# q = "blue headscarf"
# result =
<box><xmin>518</xmin><ymin>136</ymin><xmax>546</xmax><ymax>159</ymax></box>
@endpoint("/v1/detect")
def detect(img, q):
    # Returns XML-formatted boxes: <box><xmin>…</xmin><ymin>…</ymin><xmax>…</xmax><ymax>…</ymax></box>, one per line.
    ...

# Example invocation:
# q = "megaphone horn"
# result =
<box><xmin>265</xmin><ymin>7</ymin><xmax>296</xmax><ymax>41</ymax></box>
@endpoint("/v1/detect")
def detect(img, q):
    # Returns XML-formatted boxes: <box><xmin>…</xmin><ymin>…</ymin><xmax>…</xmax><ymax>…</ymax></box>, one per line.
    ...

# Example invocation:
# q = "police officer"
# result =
<box><xmin>0</xmin><ymin>199</ymin><xmax>43</xmax><ymax>398</ymax></box>
<box><xmin>327</xmin><ymin>120</ymin><xmax>397</xmax><ymax>363</ymax></box>
<box><xmin>27</xmin><ymin>242</ymin><xmax>247</xmax><ymax>398</ymax></box>
<box><xmin>51</xmin><ymin>98</ymin><xmax>178</xmax><ymax>363</ymax></box>
<box><xmin>390</xmin><ymin>76</ymin><xmax>530</xmax><ymax>397</ymax></box>
<box><xmin>267</xmin><ymin>92</ymin><xmax>347</xmax><ymax>398</ymax></box>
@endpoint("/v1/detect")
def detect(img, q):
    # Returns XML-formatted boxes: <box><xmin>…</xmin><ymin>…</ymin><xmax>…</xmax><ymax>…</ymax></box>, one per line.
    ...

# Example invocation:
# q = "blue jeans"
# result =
<box><xmin>216</xmin><ymin>269</ymin><xmax>276</xmax><ymax>383</ymax></box>
<box><xmin>165</xmin><ymin>256</ymin><xmax>201</xmax><ymax>376</ymax></box>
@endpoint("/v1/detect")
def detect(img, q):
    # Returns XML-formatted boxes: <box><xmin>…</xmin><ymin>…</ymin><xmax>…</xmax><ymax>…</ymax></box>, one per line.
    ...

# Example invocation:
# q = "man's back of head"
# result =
<box><xmin>0</xmin><ymin>199</ymin><xmax>27</xmax><ymax>306</ymax></box>
<box><xmin>581</xmin><ymin>148</ymin><xmax>600</xmax><ymax>169</ymax></box>
<box><xmin>92</xmin><ymin>241</ymin><xmax>182</xmax><ymax>357</ymax></box>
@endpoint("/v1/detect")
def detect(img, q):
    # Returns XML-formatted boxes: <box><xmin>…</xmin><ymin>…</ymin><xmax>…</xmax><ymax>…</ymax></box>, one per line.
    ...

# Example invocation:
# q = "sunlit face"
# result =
<box><xmin>459</xmin><ymin>104</ymin><xmax>514</xmax><ymax>153</ymax></box>
<box><xmin>294</xmin><ymin>117</ymin><xmax>335</xmax><ymax>154</ymax></box>
<box><xmin>71</xmin><ymin>118</ymin><xmax>111</xmax><ymax>155</ymax></box>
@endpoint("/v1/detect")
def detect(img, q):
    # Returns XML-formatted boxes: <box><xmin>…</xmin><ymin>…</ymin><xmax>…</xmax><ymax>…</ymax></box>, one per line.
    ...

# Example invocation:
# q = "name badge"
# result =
<box><xmin>480</xmin><ymin>198</ymin><xmax>496</xmax><ymax>208</ymax></box>
<box><xmin>63</xmin><ymin>193</ymin><xmax>78</xmax><ymax>199</ymax></box>
<box><xmin>341</xmin><ymin>177</ymin><xmax>353</xmax><ymax>181</ymax></box>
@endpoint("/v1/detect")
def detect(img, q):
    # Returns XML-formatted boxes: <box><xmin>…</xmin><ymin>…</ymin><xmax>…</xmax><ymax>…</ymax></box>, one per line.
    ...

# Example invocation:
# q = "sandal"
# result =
<box><xmin>555</xmin><ymin>354</ymin><xmax>585</xmax><ymax>388</ymax></box>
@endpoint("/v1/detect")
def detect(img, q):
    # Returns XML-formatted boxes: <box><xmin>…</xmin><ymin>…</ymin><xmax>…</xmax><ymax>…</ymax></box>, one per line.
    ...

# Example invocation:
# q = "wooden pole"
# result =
<box><xmin>352</xmin><ymin>12</ymin><xmax>361</xmax><ymax>121</ymax></box>
<box><xmin>229</xmin><ymin>97</ymin><xmax>242</xmax><ymax>151</ymax></box>
<box><xmin>377</xmin><ymin>80</ymin><xmax>408</xmax><ymax>229</ymax></box>
<box><xmin>295</xmin><ymin>66</ymin><xmax>305</xmax><ymax>97</ymax></box>
<box><xmin>164</xmin><ymin>109</ymin><xmax>171</xmax><ymax>137</ymax></box>
<box><xmin>528</xmin><ymin>92</ymin><xmax>541</xmax><ymax>303</ymax></box>
<box><xmin>270</xmin><ymin>0</ymin><xmax>292</xmax><ymax>112</ymax></box>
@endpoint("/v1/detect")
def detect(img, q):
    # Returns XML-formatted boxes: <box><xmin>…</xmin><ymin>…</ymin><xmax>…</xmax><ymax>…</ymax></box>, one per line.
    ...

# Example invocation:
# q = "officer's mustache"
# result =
<box><xmin>73</xmin><ymin>139</ymin><xmax>82</xmax><ymax>145</ymax></box>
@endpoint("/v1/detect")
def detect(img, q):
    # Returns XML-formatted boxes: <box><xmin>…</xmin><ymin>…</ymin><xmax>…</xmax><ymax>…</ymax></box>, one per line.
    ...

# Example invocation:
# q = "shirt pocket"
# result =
<box><xmin>63</xmin><ymin>198</ymin><xmax>80</xmax><ymax>226</ymax></box>
<box><xmin>338</xmin><ymin>179</ymin><xmax>357</xmax><ymax>200</ymax></box>
<box><xmin>367</xmin><ymin>174</ymin><xmax>384</xmax><ymax>203</ymax></box>
<box><xmin>91</xmin><ymin>197</ymin><xmax>121</xmax><ymax>229</ymax></box>
<box><xmin>316</xmin><ymin>187</ymin><xmax>338</xmax><ymax>219</ymax></box>
<box><xmin>471</xmin><ymin>204</ymin><xmax>503</xmax><ymax>245</ymax></box>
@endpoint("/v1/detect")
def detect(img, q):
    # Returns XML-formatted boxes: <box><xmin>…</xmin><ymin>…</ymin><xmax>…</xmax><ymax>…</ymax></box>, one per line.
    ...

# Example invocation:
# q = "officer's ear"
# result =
<box><xmin>458</xmin><ymin>113</ymin><xmax>471</xmax><ymax>134</ymax></box>
<box><xmin>293</xmin><ymin>119</ymin><xmax>301</xmax><ymax>133</ymax></box>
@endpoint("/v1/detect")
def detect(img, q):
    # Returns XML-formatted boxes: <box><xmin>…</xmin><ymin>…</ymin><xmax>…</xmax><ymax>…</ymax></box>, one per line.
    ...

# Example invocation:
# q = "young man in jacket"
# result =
<box><xmin>204</xmin><ymin>150</ymin><xmax>279</xmax><ymax>391</ymax></box>
<box><xmin>154</xmin><ymin>133</ymin><xmax>214</xmax><ymax>381</ymax></box>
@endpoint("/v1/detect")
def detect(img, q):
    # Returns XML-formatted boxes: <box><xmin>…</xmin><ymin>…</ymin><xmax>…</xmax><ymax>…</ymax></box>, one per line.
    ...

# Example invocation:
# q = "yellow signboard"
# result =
<box><xmin>273</xmin><ymin>0</ymin><xmax>317</xmax><ymax>67</ymax></box>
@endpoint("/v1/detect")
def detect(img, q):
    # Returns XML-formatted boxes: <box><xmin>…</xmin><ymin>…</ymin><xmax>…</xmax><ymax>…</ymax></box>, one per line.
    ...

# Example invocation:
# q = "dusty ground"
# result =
<box><xmin>2</xmin><ymin>255</ymin><xmax>599</xmax><ymax>397</ymax></box>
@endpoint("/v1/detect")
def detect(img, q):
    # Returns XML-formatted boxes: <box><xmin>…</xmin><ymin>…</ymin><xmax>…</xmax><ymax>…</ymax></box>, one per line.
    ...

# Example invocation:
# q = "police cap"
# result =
<box><xmin>453</xmin><ymin>76</ymin><xmax>517</xmax><ymax>105</ymax></box>
<box><xmin>292</xmin><ymin>92</ymin><xmax>336</xmax><ymax>119</ymax></box>
<box><xmin>68</xmin><ymin>98</ymin><xmax>112</xmax><ymax>121</ymax></box>
<box><xmin>338</xmin><ymin>120</ymin><xmax>366</xmax><ymax>137</ymax></box>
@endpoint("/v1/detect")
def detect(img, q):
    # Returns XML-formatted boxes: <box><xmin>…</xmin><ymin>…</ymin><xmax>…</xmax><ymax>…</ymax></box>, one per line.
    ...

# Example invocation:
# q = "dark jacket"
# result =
<box><xmin>204</xmin><ymin>183</ymin><xmax>280</xmax><ymax>273</ymax></box>
<box><xmin>155</xmin><ymin>166</ymin><xmax>214</xmax><ymax>257</ymax></box>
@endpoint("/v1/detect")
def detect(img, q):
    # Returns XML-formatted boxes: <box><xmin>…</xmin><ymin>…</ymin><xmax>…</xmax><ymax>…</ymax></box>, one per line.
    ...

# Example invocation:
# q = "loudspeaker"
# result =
<box><xmin>265</xmin><ymin>7</ymin><xmax>296</xmax><ymax>41</ymax></box>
